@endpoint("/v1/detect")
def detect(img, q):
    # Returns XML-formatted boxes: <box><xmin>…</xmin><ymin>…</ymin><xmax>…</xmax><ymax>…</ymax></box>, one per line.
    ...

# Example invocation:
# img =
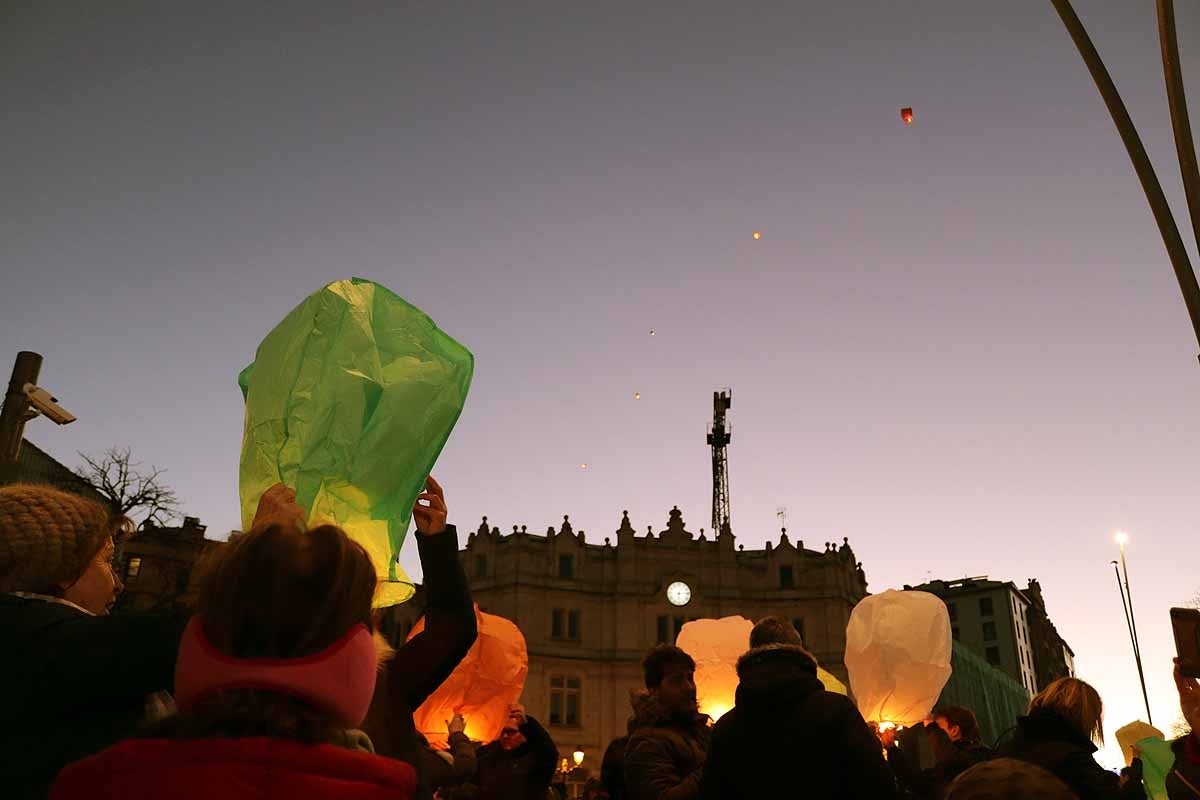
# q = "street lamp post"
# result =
<box><xmin>1113</xmin><ymin>533</ymin><xmax>1152</xmax><ymax>723</ymax></box>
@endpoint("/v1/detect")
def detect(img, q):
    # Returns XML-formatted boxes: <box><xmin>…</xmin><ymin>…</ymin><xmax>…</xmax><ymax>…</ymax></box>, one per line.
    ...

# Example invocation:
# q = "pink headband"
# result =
<box><xmin>175</xmin><ymin>616</ymin><xmax>378</xmax><ymax>729</ymax></box>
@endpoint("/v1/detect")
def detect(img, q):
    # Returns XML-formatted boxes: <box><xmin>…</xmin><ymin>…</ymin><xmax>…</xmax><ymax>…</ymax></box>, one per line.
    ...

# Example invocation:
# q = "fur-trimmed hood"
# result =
<box><xmin>627</xmin><ymin>689</ymin><xmax>710</xmax><ymax>734</ymax></box>
<box><xmin>734</xmin><ymin>643</ymin><xmax>824</xmax><ymax>712</ymax></box>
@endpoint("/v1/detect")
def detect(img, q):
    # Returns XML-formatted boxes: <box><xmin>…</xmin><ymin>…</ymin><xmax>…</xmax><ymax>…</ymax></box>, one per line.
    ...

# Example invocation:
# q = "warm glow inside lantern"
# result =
<box><xmin>844</xmin><ymin>590</ymin><xmax>952</xmax><ymax>727</ymax></box>
<box><xmin>409</xmin><ymin>604</ymin><xmax>528</xmax><ymax>749</ymax></box>
<box><xmin>900</xmin><ymin>107</ymin><xmax>914</xmax><ymax>124</ymax></box>
<box><xmin>676</xmin><ymin>616</ymin><xmax>754</xmax><ymax>721</ymax></box>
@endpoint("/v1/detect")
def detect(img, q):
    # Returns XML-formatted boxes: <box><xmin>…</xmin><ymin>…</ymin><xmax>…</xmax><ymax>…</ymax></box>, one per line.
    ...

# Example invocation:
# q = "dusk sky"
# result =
<box><xmin>4</xmin><ymin>2</ymin><xmax>1199</xmax><ymax>766</ymax></box>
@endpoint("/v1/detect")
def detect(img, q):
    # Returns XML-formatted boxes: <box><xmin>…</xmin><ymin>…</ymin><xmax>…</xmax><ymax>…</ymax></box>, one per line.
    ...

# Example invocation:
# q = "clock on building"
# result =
<box><xmin>666</xmin><ymin>581</ymin><xmax>692</xmax><ymax>606</ymax></box>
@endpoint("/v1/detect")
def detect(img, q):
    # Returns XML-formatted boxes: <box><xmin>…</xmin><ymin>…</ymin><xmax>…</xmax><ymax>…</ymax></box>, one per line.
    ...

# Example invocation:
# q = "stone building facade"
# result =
<box><xmin>905</xmin><ymin>577</ymin><xmax>1074</xmax><ymax>696</ymax></box>
<box><xmin>393</xmin><ymin>507</ymin><xmax>871</xmax><ymax>767</ymax></box>
<box><xmin>115</xmin><ymin>516</ymin><xmax>221</xmax><ymax>612</ymax></box>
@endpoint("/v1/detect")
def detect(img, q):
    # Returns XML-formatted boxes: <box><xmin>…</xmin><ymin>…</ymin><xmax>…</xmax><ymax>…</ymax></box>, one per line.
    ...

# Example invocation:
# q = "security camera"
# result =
<box><xmin>22</xmin><ymin>384</ymin><xmax>76</xmax><ymax>425</ymax></box>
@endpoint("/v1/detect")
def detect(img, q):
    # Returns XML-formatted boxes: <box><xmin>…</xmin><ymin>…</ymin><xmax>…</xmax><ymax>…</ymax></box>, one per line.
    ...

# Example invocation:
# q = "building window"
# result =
<box><xmin>552</xmin><ymin>609</ymin><xmax>581</xmax><ymax>641</ymax></box>
<box><xmin>792</xmin><ymin>618</ymin><xmax>806</xmax><ymax>644</ymax></box>
<box><xmin>124</xmin><ymin>557</ymin><xmax>142</xmax><ymax>581</ymax></box>
<box><xmin>549</xmin><ymin>676</ymin><xmax>581</xmax><ymax>726</ymax></box>
<box><xmin>657</xmin><ymin>615</ymin><xmax>669</xmax><ymax>644</ymax></box>
<box><xmin>475</xmin><ymin>555</ymin><xmax>488</xmax><ymax>578</ymax></box>
<box><xmin>979</xmin><ymin>597</ymin><xmax>994</xmax><ymax>617</ymax></box>
<box><xmin>568</xmin><ymin>609</ymin><xmax>581</xmax><ymax>641</ymax></box>
<box><xmin>558</xmin><ymin>554</ymin><xmax>574</xmax><ymax>579</ymax></box>
<box><xmin>779</xmin><ymin>565</ymin><xmax>794</xmax><ymax>589</ymax></box>
<box><xmin>947</xmin><ymin>602</ymin><xmax>957</xmax><ymax>622</ymax></box>
<box><xmin>985</xmin><ymin>646</ymin><xmax>1001</xmax><ymax>666</ymax></box>
<box><xmin>674</xmin><ymin>616</ymin><xmax>685</xmax><ymax>641</ymax></box>
<box><xmin>982</xmin><ymin>621</ymin><xmax>997</xmax><ymax>642</ymax></box>
<box><xmin>952</xmin><ymin>626</ymin><xmax>960</xmax><ymax>641</ymax></box>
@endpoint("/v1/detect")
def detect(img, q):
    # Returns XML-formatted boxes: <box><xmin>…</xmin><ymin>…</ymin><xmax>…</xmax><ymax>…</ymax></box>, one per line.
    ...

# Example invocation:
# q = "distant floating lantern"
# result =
<box><xmin>844</xmin><ymin>589</ymin><xmax>952</xmax><ymax>726</ymax></box>
<box><xmin>634</xmin><ymin>392</ymin><xmax>641</xmax><ymax>399</ymax></box>
<box><xmin>649</xmin><ymin>329</ymin><xmax>656</xmax><ymax>336</ymax></box>
<box><xmin>900</xmin><ymin>107</ymin><xmax>914</xmax><ymax>124</ymax></box>
<box><xmin>677</xmin><ymin>616</ymin><xmax>753</xmax><ymax>721</ymax></box>
<box><xmin>752</xmin><ymin>231</ymin><xmax>762</xmax><ymax>240</ymax></box>
<box><xmin>410</xmin><ymin>605</ymin><xmax>528</xmax><ymax>749</ymax></box>
<box><xmin>580</xmin><ymin>463</ymin><xmax>588</xmax><ymax>470</ymax></box>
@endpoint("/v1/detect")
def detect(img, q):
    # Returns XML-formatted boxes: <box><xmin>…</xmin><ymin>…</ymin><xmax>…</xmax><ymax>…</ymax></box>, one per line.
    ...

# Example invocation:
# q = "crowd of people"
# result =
<box><xmin>0</xmin><ymin>478</ymin><xmax>1198</xmax><ymax>799</ymax></box>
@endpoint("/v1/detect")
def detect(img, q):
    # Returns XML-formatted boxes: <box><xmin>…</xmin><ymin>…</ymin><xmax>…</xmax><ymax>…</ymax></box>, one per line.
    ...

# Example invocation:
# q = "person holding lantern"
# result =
<box><xmin>698</xmin><ymin>617</ymin><xmax>897</xmax><ymax>800</ymax></box>
<box><xmin>880</xmin><ymin>705</ymin><xmax>994</xmax><ymax>799</ymax></box>
<box><xmin>49</xmin><ymin>499</ymin><xmax>420</xmax><ymax>799</ymax></box>
<box><xmin>623</xmin><ymin>645</ymin><xmax>712</xmax><ymax>800</ymax></box>
<box><xmin>464</xmin><ymin>703</ymin><xmax>558</xmax><ymax>800</ymax></box>
<box><xmin>360</xmin><ymin>475</ymin><xmax>480</xmax><ymax>800</ymax></box>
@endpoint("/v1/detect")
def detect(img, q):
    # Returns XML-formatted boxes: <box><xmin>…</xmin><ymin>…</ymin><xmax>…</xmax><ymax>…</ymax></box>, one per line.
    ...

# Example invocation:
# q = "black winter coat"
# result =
<box><xmin>887</xmin><ymin>724</ymin><xmax>994</xmax><ymax>800</ymax></box>
<box><xmin>699</xmin><ymin>644</ymin><xmax>898</xmax><ymax>800</ymax></box>
<box><xmin>362</xmin><ymin>525</ymin><xmax>478</xmax><ymax>800</ymax></box>
<box><xmin>1000</xmin><ymin>710</ymin><xmax>1146</xmax><ymax>800</ymax></box>
<box><xmin>468</xmin><ymin>715</ymin><xmax>558</xmax><ymax>800</ymax></box>
<box><xmin>0</xmin><ymin>594</ymin><xmax>187</xmax><ymax>800</ymax></box>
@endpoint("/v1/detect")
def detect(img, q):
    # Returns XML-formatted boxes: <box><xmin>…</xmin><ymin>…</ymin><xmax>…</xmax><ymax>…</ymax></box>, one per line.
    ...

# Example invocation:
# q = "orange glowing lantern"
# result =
<box><xmin>409</xmin><ymin>605</ymin><xmax>528</xmax><ymax>749</ymax></box>
<box><xmin>844</xmin><ymin>590</ymin><xmax>952</xmax><ymax>726</ymax></box>
<box><xmin>676</xmin><ymin>616</ymin><xmax>753</xmax><ymax>721</ymax></box>
<box><xmin>752</xmin><ymin>231</ymin><xmax>762</xmax><ymax>240</ymax></box>
<box><xmin>900</xmin><ymin>107</ymin><xmax>913</xmax><ymax>125</ymax></box>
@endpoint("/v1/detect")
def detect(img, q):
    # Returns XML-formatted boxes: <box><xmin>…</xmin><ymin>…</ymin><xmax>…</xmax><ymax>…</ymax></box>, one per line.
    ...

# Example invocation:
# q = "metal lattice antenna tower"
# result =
<box><xmin>707</xmin><ymin>389</ymin><xmax>732</xmax><ymax>534</ymax></box>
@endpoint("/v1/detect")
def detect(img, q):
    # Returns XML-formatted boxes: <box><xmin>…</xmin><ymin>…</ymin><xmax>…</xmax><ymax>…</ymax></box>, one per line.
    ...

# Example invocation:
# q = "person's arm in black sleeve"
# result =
<box><xmin>386</xmin><ymin>524</ymin><xmax>478</xmax><ymax>711</ymax></box>
<box><xmin>448</xmin><ymin>731</ymin><xmax>478</xmax><ymax>781</ymax></box>
<box><xmin>520</xmin><ymin>715</ymin><xmax>559</xmax><ymax>786</ymax></box>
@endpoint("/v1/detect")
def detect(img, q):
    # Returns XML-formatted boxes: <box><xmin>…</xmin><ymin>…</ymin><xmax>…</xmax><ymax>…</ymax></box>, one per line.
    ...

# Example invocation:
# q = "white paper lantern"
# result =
<box><xmin>676</xmin><ymin>616</ymin><xmax>754</xmax><ymax>721</ymax></box>
<box><xmin>844</xmin><ymin>590</ymin><xmax>953</xmax><ymax>726</ymax></box>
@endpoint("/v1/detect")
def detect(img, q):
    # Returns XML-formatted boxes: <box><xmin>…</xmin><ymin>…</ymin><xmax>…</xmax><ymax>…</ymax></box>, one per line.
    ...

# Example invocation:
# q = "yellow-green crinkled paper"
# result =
<box><xmin>238</xmin><ymin>278</ymin><xmax>474</xmax><ymax>607</ymax></box>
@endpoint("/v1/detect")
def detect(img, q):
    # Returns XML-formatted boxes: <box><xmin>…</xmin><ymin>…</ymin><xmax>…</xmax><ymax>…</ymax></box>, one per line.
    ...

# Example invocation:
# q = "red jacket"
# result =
<box><xmin>50</xmin><ymin>737</ymin><xmax>416</xmax><ymax>800</ymax></box>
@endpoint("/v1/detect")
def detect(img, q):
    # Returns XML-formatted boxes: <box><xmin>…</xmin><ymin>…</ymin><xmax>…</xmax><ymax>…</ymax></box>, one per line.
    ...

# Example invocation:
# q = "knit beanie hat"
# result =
<box><xmin>0</xmin><ymin>483</ymin><xmax>113</xmax><ymax>593</ymax></box>
<box><xmin>945</xmin><ymin>759</ymin><xmax>1079</xmax><ymax>800</ymax></box>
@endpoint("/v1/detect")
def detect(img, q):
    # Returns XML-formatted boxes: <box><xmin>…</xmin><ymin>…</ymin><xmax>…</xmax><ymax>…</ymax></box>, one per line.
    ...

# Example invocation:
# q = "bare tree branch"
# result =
<box><xmin>76</xmin><ymin>447</ymin><xmax>181</xmax><ymax>530</ymax></box>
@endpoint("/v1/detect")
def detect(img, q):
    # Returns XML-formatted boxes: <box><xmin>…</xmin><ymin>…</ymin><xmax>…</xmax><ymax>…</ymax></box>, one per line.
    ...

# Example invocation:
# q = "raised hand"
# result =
<box><xmin>413</xmin><ymin>475</ymin><xmax>448</xmax><ymax>535</ymax></box>
<box><xmin>251</xmin><ymin>483</ymin><xmax>306</xmax><ymax>531</ymax></box>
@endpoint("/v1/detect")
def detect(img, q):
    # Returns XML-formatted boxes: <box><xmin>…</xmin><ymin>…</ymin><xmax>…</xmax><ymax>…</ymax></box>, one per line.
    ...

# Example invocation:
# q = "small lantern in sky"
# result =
<box><xmin>752</xmin><ymin>231</ymin><xmax>762</xmax><ymax>240</ymax></box>
<box><xmin>844</xmin><ymin>589</ymin><xmax>952</xmax><ymax>726</ymax></box>
<box><xmin>900</xmin><ymin>107</ymin><xmax>914</xmax><ymax>125</ymax></box>
<box><xmin>580</xmin><ymin>463</ymin><xmax>588</xmax><ymax>470</ymax></box>
<box><xmin>634</xmin><ymin>392</ymin><xmax>641</xmax><ymax>400</ymax></box>
<box><xmin>649</xmin><ymin>329</ymin><xmax>656</xmax><ymax>336</ymax></box>
<box><xmin>676</xmin><ymin>616</ymin><xmax>753</xmax><ymax>721</ymax></box>
<box><xmin>409</xmin><ymin>605</ymin><xmax>528</xmax><ymax>749</ymax></box>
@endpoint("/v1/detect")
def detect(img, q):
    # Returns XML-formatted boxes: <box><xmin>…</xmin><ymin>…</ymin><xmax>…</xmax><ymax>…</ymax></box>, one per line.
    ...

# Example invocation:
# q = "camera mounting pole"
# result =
<box><xmin>0</xmin><ymin>351</ymin><xmax>44</xmax><ymax>484</ymax></box>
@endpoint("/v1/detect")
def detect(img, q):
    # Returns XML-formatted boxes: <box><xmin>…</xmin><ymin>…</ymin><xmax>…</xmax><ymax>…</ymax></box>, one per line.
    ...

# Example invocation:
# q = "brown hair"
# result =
<box><xmin>642</xmin><ymin>645</ymin><xmax>695</xmax><ymax>689</ymax></box>
<box><xmin>154</xmin><ymin>522</ymin><xmax>378</xmax><ymax>742</ymax></box>
<box><xmin>198</xmin><ymin>523</ymin><xmax>377</xmax><ymax>658</ymax></box>
<box><xmin>932</xmin><ymin>705</ymin><xmax>982</xmax><ymax>744</ymax></box>
<box><xmin>1029</xmin><ymin>677</ymin><xmax>1105</xmax><ymax>745</ymax></box>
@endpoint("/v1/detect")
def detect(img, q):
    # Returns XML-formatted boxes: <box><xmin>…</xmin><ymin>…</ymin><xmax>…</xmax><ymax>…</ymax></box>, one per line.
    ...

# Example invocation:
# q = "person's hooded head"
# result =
<box><xmin>0</xmin><ymin>483</ymin><xmax>130</xmax><ymax>615</ymax></box>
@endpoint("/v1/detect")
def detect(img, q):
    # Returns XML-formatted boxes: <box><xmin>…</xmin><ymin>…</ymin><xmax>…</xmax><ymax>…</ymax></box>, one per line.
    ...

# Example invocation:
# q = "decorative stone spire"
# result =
<box><xmin>560</xmin><ymin>515</ymin><xmax>573</xmax><ymax>536</ymax></box>
<box><xmin>660</xmin><ymin>506</ymin><xmax>691</xmax><ymax>541</ymax></box>
<box><xmin>477</xmin><ymin>516</ymin><xmax>490</xmax><ymax>537</ymax></box>
<box><xmin>780</xmin><ymin>528</ymin><xmax>790</xmax><ymax>547</ymax></box>
<box><xmin>617</xmin><ymin>510</ymin><xmax>635</xmax><ymax>536</ymax></box>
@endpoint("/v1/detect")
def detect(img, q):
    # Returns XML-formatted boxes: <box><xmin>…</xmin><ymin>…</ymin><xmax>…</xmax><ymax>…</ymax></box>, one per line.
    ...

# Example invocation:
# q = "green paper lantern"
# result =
<box><xmin>238</xmin><ymin>278</ymin><xmax>474</xmax><ymax>606</ymax></box>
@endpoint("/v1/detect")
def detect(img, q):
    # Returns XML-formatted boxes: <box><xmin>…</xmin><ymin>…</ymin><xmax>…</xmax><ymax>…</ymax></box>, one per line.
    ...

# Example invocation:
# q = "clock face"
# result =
<box><xmin>667</xmin><ymin>581</ymin><xmax>691</xmax><ymax>606</ymax></box>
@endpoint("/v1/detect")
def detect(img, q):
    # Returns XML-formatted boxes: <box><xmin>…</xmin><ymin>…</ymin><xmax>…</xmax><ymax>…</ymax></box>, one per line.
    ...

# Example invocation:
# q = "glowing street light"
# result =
<box><xmin>1111</xmin><ymin>531</ymin><xmax>1151</xmax><ymax>723</ymax></box>
<box><xmin>572</xmin><ymin>748</ymin><xmax>584</xmax><ymax>767</ymax></box>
